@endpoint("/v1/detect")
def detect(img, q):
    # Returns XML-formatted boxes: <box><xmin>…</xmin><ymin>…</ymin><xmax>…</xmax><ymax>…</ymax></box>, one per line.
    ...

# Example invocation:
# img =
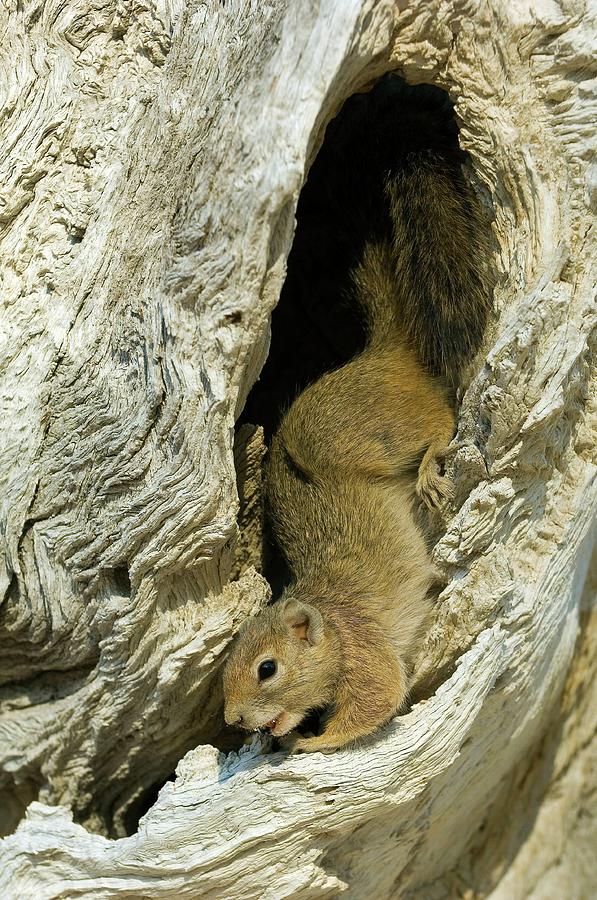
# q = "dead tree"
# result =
<box><xmin>0</xmin><ymin>0</ymin><xmax>595</xmax><ymax>896</ymax></box>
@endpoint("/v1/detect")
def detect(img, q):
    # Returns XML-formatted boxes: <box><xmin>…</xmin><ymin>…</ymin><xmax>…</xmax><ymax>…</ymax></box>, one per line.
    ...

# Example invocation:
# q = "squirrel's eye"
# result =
<box><xmin>258</xmin><ymin>659</ymin><xmax>277</xmax><ymax>681</ymax></box>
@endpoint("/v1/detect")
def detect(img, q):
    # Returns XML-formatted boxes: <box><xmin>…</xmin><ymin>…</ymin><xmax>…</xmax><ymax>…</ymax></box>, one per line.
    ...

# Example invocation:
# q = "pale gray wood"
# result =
<box><xmin>0</xmin><ymin>0</ymin><xmax>595</xmax><ymax>896</ymax></box>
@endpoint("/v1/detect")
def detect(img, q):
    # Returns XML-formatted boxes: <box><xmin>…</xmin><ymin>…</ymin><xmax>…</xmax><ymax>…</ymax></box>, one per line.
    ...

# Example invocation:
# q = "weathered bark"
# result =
<box><xmin>0</xmin><ymin>0</ymin><xmax>595</xmax><ymax>897</ymax></box>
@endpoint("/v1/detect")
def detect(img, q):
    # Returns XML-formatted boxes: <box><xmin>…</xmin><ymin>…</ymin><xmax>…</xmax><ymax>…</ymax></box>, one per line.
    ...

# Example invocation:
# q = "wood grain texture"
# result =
<box><xmin>0</xmin><ymin>0</ymin><xmax>595</xmax><ymax>896</ymax></box>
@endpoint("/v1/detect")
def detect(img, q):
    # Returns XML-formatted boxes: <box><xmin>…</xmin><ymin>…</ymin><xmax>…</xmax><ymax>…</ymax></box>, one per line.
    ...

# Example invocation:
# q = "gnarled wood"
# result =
<box><xmin>0</xmin><ymin>0</ymin><xmax>595</xmax><ymax>896</ymax></box>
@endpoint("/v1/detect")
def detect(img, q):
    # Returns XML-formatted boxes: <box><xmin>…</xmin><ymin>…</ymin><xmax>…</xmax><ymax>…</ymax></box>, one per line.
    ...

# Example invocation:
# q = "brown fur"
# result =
<box><xmin>223</xmin><ymin>98</ymin><xmax>492</xmax><ymax>753</ymax></box>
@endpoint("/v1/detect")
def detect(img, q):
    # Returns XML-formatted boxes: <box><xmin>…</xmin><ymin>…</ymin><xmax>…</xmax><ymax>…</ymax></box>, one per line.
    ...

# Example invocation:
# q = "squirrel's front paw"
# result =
<box><xmin>278</xmin><ymin>733</ymin><xmax>335</xmax><ymax>754</ymax></box>
<box><xmin>278</xmin><ymin>732</ymin><xmax>311</xmax><ymax>753</ymax></box>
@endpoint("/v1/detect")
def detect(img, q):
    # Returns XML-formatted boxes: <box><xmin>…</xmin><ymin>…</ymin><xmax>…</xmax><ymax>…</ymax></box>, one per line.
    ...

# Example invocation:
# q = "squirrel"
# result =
<box><xmin>223</xmin><ymin>77</ymin><xmax>492</xmax><ymax>753</ymax></box>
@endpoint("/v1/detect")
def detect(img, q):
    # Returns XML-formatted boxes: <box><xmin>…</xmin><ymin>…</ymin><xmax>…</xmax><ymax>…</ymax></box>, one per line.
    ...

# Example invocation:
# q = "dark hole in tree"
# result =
<box><xmin>238</xmin><ymin>74</ymin><xmax>464</xmax><ymax>592</ymax></box>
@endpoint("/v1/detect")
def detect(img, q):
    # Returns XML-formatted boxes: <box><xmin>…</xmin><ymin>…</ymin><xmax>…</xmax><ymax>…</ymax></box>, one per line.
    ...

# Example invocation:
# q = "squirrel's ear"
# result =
<box><xmin>282</xmin><ymin>599</ymin><xmax>324</xmax><ymax>645</ymax></box>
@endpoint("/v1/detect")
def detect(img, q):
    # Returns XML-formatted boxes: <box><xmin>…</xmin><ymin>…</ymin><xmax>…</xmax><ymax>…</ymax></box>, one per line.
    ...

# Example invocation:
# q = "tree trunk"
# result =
<box><xmin>0</xmin><ymin>0</ymin><xmax>595</xmax><ymax>897</ymax></box>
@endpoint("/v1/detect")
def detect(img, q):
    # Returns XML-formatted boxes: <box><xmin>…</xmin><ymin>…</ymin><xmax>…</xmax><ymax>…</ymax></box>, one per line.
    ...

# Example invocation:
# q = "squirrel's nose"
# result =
<box><xmin>224</xmin><ymin>707</ymin><xmax>243</xmax><ymax>727</ymax></box>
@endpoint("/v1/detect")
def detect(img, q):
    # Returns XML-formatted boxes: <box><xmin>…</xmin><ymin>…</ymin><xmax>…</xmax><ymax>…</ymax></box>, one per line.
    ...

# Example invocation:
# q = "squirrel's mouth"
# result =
<box><xmin>257</xmin><ymin>714</ymin><xmax>281</xmax><ymax>735</ymax></box>
<box><xmin>257</xmin><ymin>711</ymin><xmax>295</xmax><ymax>736</ymax></box>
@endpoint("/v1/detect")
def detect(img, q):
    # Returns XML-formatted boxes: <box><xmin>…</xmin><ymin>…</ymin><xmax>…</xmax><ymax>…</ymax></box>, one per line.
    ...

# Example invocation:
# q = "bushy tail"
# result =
<box><xmin>354</xmin><ymin>151</ymin><xmax>492</xmax><ymax>381</ymax></box>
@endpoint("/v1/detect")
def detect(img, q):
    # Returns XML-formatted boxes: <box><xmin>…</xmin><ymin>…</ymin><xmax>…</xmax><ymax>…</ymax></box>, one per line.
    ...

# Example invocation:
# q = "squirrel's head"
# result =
<box><xmin>223</xmin><ymin>597</ymin><xmax>329</xmax><ymax>737</ymax></box>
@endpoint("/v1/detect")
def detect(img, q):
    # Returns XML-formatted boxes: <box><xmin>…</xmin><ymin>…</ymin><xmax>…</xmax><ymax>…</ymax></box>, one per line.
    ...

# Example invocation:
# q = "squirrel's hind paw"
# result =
<box><xmin>416</xmin><ymin>453</ymin><xmax>454</xmax><ymax>512</ymax></box>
